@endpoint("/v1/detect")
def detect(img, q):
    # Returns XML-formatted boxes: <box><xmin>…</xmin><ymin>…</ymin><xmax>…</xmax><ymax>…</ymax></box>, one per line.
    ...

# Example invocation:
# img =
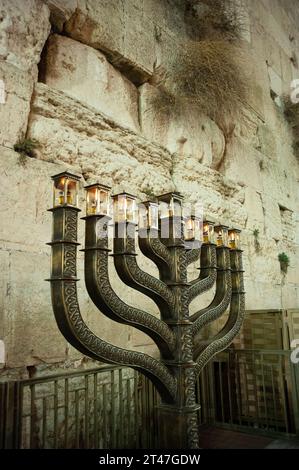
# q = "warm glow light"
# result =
<box><xmin>157</xmin><ymin>193</ymin><xmax>183</xmax><ymax>218</ymax></box>
<box><xmin>214</xmin><ymin>225</ymin><xmax>229</xmax><ymax>247</ymax></box>
<box><xmin>203</xmin><ymin>220</ymin><xmax>215</xmax><ymax>244</ymax></box>
<box><xmin>139</xmin><ymin>202</ymin><xmax>159</xmax><ymax>229</ymax></box>
<box><xmin>112</xmin><ymin>193</ymin><xmax>137</xmax><ymax>223</ymax></box>
<box><xmin>228</xmin><ymin>229</ymin><xmax>241</xmax><ymax>249</ymax></box>
<box><xmin>52</xmin><ymin>172</ymin><xmax>80</xmax><ymax>208</ymax></box>
<box><xmin>85</xmin><ymin>183</ymin><xmax>111</xmax><ymax>216</ymax></box>
<box><xmin>185</xmin><ymin>216</ymin><xmax>202</xmax><ymax>241</ymax></box>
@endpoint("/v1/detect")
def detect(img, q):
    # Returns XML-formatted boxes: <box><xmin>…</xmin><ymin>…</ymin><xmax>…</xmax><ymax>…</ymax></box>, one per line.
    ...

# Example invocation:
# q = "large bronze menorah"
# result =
<box><xmin>48</xmin><ymin>171</ymin><xmax>245</xmax><ymax>449</ymax></box>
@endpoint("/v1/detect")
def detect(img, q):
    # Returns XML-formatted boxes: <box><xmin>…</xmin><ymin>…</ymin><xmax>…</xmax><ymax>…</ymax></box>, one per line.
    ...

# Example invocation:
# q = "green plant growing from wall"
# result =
<box><xmin>278</xmin><ymin>252</ymin><xmax>290</xmax><ymax>274</ymax></box>
<box><xmin>14</xmin><ymin>138</ymin><xmax>40</xmax><ymax>166</ymax></box>
<box><xmin>253</xmin><ymin>228</ymin><xmax>260</xmax><ymax>253</ymax></box>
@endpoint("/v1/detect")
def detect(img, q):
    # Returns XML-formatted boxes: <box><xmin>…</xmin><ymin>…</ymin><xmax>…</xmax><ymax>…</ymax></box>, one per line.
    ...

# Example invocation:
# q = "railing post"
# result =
<box><xmin>289</xmin><ymin>360</ymin><xmax>299</xmax><ymax>436</ymax></box>
<box><xmin>0</xmin><ymin>381</ymin><xmax>21</xmax><ymax>449</ymax></box>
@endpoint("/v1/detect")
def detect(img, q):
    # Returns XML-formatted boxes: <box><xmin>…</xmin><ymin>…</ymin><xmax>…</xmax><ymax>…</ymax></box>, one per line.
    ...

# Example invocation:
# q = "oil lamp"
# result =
<box><xmin>184</xmin><ymin>215</ymin><xmax>202</xmax><ymax>242</ymax></box>
<box><xmin>85</xmin><ymin>183</ymin><xmax>111</xmax><ymax>216</ymax></box>
<box><xmin>214</xmin><ymin>225</ymin><xmax>229</xmax><ymax>247</ymax></box>
<box><xmin>228</xmin><ymin>228</ymin><xmax>241</xmax><ymax>250</ymax></box>
<box><xmin>52</xmin><ymin>171</ymin><xmax>80</xmax><ymax>207</ymax></box>
<box><xmin>203</xmin><ymin>220</ymin><xmax>215</xmax><ymax>244</ymax></box>
<box><xmin>138</xmin><ymin>201</ymin><xmax>159</xmax><ymax>229</ymax></box>
<box><xmin>112</xmin><ymin>193</ymin><xmax>137</xmax><ymax>223</ymax></box>
<box><xmin>157</xmin><ymin>192</ymin><xmax>183</xmax><ymax>219</ymax></box>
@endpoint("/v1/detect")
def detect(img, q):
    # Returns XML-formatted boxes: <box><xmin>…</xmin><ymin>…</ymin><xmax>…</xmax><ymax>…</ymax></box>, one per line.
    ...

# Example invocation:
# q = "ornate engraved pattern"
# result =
<box><xmin>64</xmin><ymin>209</ymin><xmax>77</xmax><ymax>241</ymax></box>
<box><xmin>191</xmin><ymin>271</ymin><xmax>232</xmax><ymax>337</ymax></box>
<box><xmin>63</xmin><ymin>281</ymin><xmax>177</xmax><ymax>400</ymax></box>
<box><xmin>63</xmin><ymin>244</ymin><xmax>77</xmax><ymax>277</ymax></box>
<box><xmin>181</xmin><ymin>327</ymin><xmax>194</xmax><ymax>362</ymax></box>
<box><xmin>185</xmin><ymin>248</ymin><xmax>201</xmax><ymax>267</ymax></box>
<box><xmin>194</xmin><ymin>251</ymin><xmax>245</xmax><ymax>376</ymax></box>
<box><xmin>149</xmin><ymin>237</ymin><xmax>172</xmax><ymax>267</ymax></box>
<box><xmin>177</xmin><ymin>247</ymin><xmax>188</xmax><ymax>283</ymax></box>
<box><xmin>187</xmin><ymin>413</ymin><xmax>200</xmax><ymax>449</ymax></box>
<box><xmin>96</xmin><ymin>251</ymin><xmax>176</xmax><ymax>351</ymax></box>
<box><xmin>122</xmin><ymin>255</ymin><xmax>175</xmax><ymax>309</ymax></box>
<box><xmin>187</xmin><ymin>246</ymin><xmax>217</xmax><ymax>304</ymax></box>
<box><xmin>185</xmin><ymin>368</ymin><xmax>197</xmax><ymax>406</ymax></box>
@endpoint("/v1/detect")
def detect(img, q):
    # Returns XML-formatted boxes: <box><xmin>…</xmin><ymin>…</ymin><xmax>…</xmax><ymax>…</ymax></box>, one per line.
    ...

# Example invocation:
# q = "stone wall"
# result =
<box><xmin>0</xmin><ymin>0</ymin><xmax>298</xmax><ymax>379</ymax></box>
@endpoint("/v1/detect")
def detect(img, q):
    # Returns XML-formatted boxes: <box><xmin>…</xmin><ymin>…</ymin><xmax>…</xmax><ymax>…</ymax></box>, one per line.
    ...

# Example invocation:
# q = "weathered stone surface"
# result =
<box><xmin>0</xmin><ymin>149</ymin><xmax>164</xmax><ymax>368</ymax></box>
<box><xmin>41</xmin><ymin>34</ymin><xmax>140</xmax><ymax>133</ymax></box>
<box><xmin>43</xmin><ymin>0</ymin><xmax>77</xmax><ymax>32</ymax></box>
<box><xmin>0</xmin><ymin>0</ymin><xmax>50</xmax><ymax>71</ymax></box>
<box><xmin>28</xmin><ymin>83</ymin><xmax>173</xmax><ymax>197</ymax></box>
<box><xmin>0</xmin><ymin>1</ymin><xmax>50</xmax><ymax>146</ymax></box>
<box><xmin>64</xmin><ymin>0</ymin><xmax>156</xmax><ymax>84</ymax></box>
<box><xmin>0</xmin><ymin>61</ymin><xmax>35</xmax><ymax>146</ymax></box>
<box><xmin>139</xmin><ymin>83</ymin><xmax>226</xmax><ymax>169</ymax></box>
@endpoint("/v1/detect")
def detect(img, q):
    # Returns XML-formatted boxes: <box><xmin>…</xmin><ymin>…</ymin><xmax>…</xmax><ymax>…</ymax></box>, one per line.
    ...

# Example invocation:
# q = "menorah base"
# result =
<box><xmin>157</xmin><ymin>404</ymin><xmax>201</xmax><ymax>449</ymax></box>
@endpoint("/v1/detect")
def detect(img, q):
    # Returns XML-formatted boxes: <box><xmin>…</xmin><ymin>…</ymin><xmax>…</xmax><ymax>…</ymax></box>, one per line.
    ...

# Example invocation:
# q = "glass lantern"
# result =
<box><xmin>203</xmin><ymin>220</ymin><xmax>215</xmax><ymax>244</ymax></box>
<box><xmin>214</xmin><ymin>225</ymin><xmax>229</xmax><ymax>247</ymax></box>
<box><xmin>85</xmin><ymin>183</ymin><xmax>111</xmax><ymax>216</ymax></box>
<box><xmin>52</xmin><ymin>171</ymin><xmax>80</xmax><ymax>207</ymax></box>
<box><xmin>228</xmin><ymin>228</ymin><xmax>241</xmax><ymax>249</ymax></box>
<box><xmin>138</xmin><ymin>202</ymin><xmax>159</xmax><ymax>229</ymax></box>
<box><xmin>157</xmin><ymin>192</ymin><xmax>183</xmax><ymax>218</ymax></box>
<box><xmin>112</xmin><ymin>193</ymin><xmax>137</xmax><ymax>223</ymax></box>
<box><xmin>185</xmin><ymin>216</ymin><xmax>203</xmax><ymax>241</ymax></box>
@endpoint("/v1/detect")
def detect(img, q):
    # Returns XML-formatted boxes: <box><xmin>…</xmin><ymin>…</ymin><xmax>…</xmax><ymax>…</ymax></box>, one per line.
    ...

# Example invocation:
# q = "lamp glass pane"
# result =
<box><xmin>99</xmin><ymin>189</ymin><xmax>109</xmax><ymax>215</ymax></box>
<box><xmin>149</xmin><ymin>205</ymin><xmax>159</xmax><ymax>229</ymax></box>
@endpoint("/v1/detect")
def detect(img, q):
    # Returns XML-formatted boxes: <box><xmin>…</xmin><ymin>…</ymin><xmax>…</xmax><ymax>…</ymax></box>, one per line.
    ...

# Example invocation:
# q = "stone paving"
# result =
<box><xmin>199</xmin><ymin>426</ymin><xmax>299</xmax><ymax>449</ymax></box>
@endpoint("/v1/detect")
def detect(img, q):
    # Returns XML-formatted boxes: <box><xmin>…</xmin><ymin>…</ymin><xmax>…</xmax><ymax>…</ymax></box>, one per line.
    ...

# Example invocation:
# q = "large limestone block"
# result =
<box><xmin>4</xmin><ymin>250</ymin><xmax>67</xmax><ymax>368</ymax></box>
<box><xmin>0</xmin><ymin>1</ymin><xmax>50</xmax><ymax>146</ymax></box>
<box><xmin>0</xmin><ymin>61</ymin><xmax>35</xmax><ymax>146</ymax></box>
<box><xmin>139</xmin><ymin>83</ymin><xmax>225</xmax><ymax>169</ymax></box>
<box><xmin>42</xmin><ymin>34</ymin><xmax>140</xmax><ymax>133</ymax></box>
<box><xmin>171</xmin><ymin>155</ymin><xmax>247</xmax><ymax>229</ymax></box>
<box><xmin>0</xmin><ymin>0</ymin><xmax>50</xmax><ymax>71</ymax></box>
<box><xmin>28</xmin><ymin>84</ymin><xmax>173</xmax><ymax>197</ymax></box>
<box><xmin>64</xmin><ymin>0</ymin><xmax>156</xmax><ymax>84</ymax></box>
<box><xmin>221</xmin><ymin>136</ymin><xmax>263</xmax><ymax>192</ymax></box>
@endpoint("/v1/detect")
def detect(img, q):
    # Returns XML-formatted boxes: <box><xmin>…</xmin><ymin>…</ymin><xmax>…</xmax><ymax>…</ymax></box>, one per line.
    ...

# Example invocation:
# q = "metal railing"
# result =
<box><xmin>201</xmin><ymin>349</ymin><xmax>299</xmax><ymax>437</ymax></box>
<box><xmin>1</xmin><ymin>349</ymin><xmax>298</xmax><ymax>448</ymax></box>
<box><xmin>0</xmin><ymin>365</ymin><xmax>159</xmax><ymax>449</ymax></box>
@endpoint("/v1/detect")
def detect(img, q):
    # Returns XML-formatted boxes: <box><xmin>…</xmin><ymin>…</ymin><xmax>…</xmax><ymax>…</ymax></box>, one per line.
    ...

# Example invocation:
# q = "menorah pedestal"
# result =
<box><xmin>157</xmin><ymin>404</ymin><xmax>201</xmax><ymax>449</ymax></box>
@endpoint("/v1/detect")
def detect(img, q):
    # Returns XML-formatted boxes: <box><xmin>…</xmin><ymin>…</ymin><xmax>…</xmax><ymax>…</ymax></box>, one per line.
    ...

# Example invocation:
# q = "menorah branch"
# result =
<box><xmin>48</xmin><ymin>206</ymin><xmax>177</xmax><ymax>403</ymax></box>
<box><xmin>83</xmin><ymin>216</ymin><xmax>176</xmax><ymax>357</ymax></box>
<box><xmin>194</xmin><ymin>249</ymin><xmax>245</xmax><ymax>375</ymax></box>
<box><xmin>191</xmin><ymin>246</ymin><xmax>232</xmax><ymax>339</ymax></box>
<box><xmin>113</xmin><ymin>223</ymin><xmax>175</xmax><ymax>319</ymax></box>
<box><xmin>188</xmin><ymin>244</ymin><xmax>217</xmax><ymax>304</ymax></box>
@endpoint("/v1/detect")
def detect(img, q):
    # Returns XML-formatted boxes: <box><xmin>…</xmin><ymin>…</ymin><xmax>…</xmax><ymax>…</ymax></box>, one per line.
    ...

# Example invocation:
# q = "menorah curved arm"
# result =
<box><xmin>193</xmin><ymin>250</ymin><xmax>245</xmax><ymax>376</ymax></box>
<box><xmin>185</xmin><ymin>248</ymin><xmax>201</xmax><ymax>267</ymax></box>
<box><xmin>83</xmin><ymin>218</ymin><xmax>175</xmax><ymax>357</ymax></box>
<box><xmin>113</xmin><ymin>223</ymin><xmax>175</xmax><ymax>319</ymax></box>
<box><xmin>187</xmin><ymin>244</ymin><xmax>217</xmax><ymax>304</ymax></box>
<box><xmin>138</xmin><ymin>228</ymin><xmax>172</xmax><ymax>275</ymax></box>
<box><xmin>191</xmin><ymin>247</ymin><xmax>232</xmax><ymax>339</ymax></box>
<box><xmin>50</xmin><ymin>279</ymin><xmax>177</xmax><ymax>403</ymax></box>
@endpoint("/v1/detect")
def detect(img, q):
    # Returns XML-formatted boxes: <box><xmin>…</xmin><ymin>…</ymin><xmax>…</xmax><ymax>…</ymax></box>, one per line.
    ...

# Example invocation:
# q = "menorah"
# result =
<box><xmin>47</xmin><ymin>171</ymin><xmax>245</xmax><ymax>449</ymax></box>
